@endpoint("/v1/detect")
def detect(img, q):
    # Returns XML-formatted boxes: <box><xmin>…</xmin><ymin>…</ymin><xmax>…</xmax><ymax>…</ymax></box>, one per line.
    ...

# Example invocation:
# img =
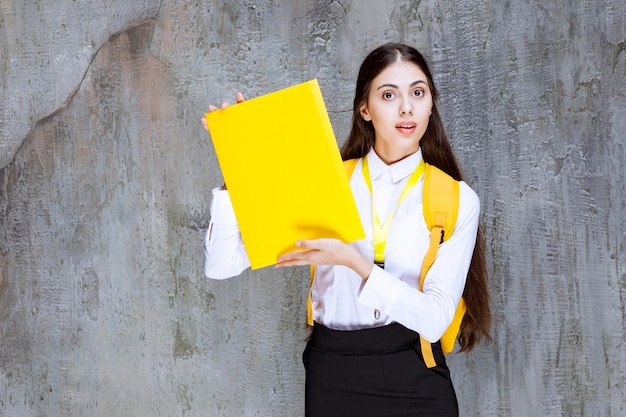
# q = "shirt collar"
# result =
<box><xmin>366</xmin><ymin>147</ymin><xmax>424</xmax><ymax>184</ymax></box>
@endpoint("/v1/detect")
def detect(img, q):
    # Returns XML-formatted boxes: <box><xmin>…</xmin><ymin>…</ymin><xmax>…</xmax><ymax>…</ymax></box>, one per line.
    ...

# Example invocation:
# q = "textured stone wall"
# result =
<box><xmin>1</xmin><ymin>1</ymin><xmax>625</xmax><ymax>416</ymax></box>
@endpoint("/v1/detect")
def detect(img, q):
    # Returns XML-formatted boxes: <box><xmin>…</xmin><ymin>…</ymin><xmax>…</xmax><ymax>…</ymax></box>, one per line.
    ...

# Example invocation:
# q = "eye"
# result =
<box><xmin>382</xmin><ymin>91</ymin><xmax>395</xmax><ymax>100</ymax></box>
<box><xmin>413</xmin><ymin>88</ymin><xmax>425</xmax><ymax>97</ymax></box>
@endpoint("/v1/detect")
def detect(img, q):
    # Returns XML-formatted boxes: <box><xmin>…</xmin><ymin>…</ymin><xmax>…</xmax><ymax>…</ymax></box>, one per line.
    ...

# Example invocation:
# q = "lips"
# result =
<box><xmin>395</xmin><ymin>122</ymin><xmax>417</xmax><ymax>134</ymax></box>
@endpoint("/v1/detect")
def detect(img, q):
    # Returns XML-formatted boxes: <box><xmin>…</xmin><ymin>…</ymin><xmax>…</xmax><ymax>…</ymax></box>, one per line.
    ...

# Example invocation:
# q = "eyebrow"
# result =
<box><xmin>376</xmin><ymin>80</ymin><xmax>428</xmax><ymax>90</ymax></box>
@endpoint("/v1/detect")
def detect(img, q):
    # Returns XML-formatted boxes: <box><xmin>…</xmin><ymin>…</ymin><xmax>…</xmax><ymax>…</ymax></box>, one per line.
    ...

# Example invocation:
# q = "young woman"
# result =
<box><xmin>202</xmin><ymin>43</ymin><xmax>491</xmax><ymax>417</ymax></box>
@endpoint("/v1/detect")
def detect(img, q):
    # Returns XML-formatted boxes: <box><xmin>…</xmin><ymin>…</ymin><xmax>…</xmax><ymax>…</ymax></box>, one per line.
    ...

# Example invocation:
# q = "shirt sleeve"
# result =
<box><xmin>358</xmin><ymin>182</ymin><xmax>480</xmax><ymax>342</ymax></box>
<box><xmin>203</xmin><ymin>187</ymin><xmax>251</xmax><ymax>279</ymax></box>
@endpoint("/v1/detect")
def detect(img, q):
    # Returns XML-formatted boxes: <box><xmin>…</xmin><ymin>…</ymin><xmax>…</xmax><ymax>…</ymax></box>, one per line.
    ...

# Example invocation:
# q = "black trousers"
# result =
<box><xmin>303</xmin><ymin>323</ymin><xmax>459</xmax><ymax>417</ymax></box>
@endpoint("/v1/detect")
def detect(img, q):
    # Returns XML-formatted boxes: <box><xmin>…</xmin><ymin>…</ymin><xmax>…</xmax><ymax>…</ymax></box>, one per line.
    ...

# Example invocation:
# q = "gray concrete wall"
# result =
<box><xmin>1</xmin><ymin>1</ymin><xmax>624</xmax><ymax>416</ymax></box>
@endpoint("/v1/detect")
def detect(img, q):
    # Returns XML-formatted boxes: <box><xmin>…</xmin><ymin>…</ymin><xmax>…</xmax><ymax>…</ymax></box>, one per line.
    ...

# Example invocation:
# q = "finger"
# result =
<box><xmin>277</xmin><ymin>249</ymin><xmax>314</xmax><ymax>263</ymax></box>
<box><xmin>235</xmin><ymin>92</ymin><xmax>245</xmax><ymax>103</ymax></box>
<box><xmin>207</xmin><ymin>104</ymin><xmax>218</xmax><ymax>112</ymax></box>
<box><xmin>295</xmin><ymin>240</ymin><xmax>315</xmax><ymax>249</ymax></box>
<box><xmin>276</xmin><ymin>251</ymin><xmax>301</xmax><ymax>263</ymax></box>
<box><xmin>296</xmin><ymin>239</ymin><xmax>333</xmax><ymax>251</ymax></box>
<box><xmin>200</xmin><ymin>117</ymin><xmax>208</xmax><ymax>130</ymax></box>
<box><xmin>220</xmin><ymin>101</ymin><xmax>230</xmax><ymax>109</ymax></box>
<box><xmin>275</xmin><ymin>258</ymin><xmax>311</xmax><ymax>268</ymax></box>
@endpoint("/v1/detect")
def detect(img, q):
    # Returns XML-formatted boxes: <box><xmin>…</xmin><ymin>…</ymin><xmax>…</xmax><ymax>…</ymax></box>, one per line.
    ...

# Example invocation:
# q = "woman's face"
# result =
<box><xmin>359</xmin><ymin>59</ymin><xmax>433</xmax><ymax>164</ymax></box>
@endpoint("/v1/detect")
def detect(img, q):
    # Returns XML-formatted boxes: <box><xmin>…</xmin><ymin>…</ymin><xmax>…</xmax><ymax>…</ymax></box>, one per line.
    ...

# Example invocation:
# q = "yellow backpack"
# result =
<box><xmin>307</xmin><ymin>158</ymin><xmax>466</xmax><ymax>368</ymax></box>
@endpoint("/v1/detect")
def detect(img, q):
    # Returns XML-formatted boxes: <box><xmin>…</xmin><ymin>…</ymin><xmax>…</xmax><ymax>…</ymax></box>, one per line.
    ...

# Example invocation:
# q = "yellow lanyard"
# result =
<box><xmin>361</xmin><ymin>155</ymin><xmax>425</xmax><ymax>267</ymax></box>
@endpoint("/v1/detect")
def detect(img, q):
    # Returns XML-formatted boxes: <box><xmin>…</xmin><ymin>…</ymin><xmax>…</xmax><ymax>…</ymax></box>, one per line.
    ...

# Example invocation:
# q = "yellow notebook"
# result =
<box><xmin>206</xmin><ymin>80</ymin><xmax>365</xmax><ymax>269</ymax></box>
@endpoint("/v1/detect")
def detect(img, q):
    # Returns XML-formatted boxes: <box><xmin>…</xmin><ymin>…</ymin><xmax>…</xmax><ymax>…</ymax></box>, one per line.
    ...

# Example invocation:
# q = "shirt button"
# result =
<box><xmin>374</xmin><ymin>309</ymin><xmax>381</xmax><ymax>320</ymax></box>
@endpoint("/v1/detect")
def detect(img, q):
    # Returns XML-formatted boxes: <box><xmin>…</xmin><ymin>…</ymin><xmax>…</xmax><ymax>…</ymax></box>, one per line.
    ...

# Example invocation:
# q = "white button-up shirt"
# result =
<box><xmin>204</xmin><ymin>148</ymin><xmax>480</xmax><ymax>342</ymax></box>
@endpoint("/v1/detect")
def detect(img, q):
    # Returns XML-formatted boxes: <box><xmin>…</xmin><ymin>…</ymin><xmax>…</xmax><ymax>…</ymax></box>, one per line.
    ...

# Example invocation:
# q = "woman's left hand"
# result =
<box><xmin>276</xmin><ymin>239</ymin><xmax>373</xmax><ymax>280</ymax></box>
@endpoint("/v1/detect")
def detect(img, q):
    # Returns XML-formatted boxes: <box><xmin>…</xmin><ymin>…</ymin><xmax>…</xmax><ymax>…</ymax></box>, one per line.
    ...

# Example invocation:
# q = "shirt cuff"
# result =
<box><xmin>210</xmin><ymin>187</ymin><xmax>238</xmax><ymax>225</ymax></box>
<box><xmin>358</xmin><ymin>266</ymin><xmax>403</xmax><ymax>316</ymax></box>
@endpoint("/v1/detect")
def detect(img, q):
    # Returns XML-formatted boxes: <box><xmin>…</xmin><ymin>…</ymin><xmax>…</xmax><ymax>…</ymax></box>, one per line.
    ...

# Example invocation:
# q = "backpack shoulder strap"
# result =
<box><xmin>419</xmin><ymin>163</ymin><xmax>464</xmax><ymax>367</ymax></box>
<box><xmin>343</xmin><ymin>158</ymin><xmax>359</xmax><ymax>179</ymax></box>
<box><xmin>422</xmin><ymin>164</ymin><xmax>460</xmax><ymax>244</ymax></box>
<box><xmin>419</xmin><ymin>164</ymin><xmax>460</xmax><ymax>281</ymax></box>
<box><xmin>307</xmin><ymin>158</ymin><xmax>360</xmax><ymax>326</ymax></box>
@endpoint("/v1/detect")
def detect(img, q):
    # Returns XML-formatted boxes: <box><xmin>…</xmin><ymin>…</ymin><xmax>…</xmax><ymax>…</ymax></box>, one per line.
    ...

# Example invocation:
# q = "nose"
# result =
<box><xmin>400</xmin><ymin>99</ymin><xmax>413</xmax><ymax>116</ymax></box>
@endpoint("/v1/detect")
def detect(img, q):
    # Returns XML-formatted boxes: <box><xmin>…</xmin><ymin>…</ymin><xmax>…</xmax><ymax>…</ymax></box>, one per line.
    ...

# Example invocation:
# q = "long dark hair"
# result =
<box><xmin>342</xmin><ymin>43</ymin><xmax>491</xmax><ymax>351</ymax></box>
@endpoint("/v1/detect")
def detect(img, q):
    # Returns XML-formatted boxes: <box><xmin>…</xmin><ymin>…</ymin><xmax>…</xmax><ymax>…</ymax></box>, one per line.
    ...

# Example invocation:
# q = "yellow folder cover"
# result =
<box><xmin>206</xmin><ymin>79</ymin><xmax>365</xmax><ymax>269</ymax></box>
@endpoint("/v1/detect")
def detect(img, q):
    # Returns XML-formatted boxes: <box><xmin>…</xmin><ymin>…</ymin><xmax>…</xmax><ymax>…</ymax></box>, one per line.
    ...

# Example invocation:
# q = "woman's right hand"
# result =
<box><xmin>201</xmin><ymin>92</ymin><xmax>245</xmax><ymax>190</ymax></box>
<box><xmin>200</xmin><ymin>92</ymin><xmax>245</xmax><ymax>132</ymax></box>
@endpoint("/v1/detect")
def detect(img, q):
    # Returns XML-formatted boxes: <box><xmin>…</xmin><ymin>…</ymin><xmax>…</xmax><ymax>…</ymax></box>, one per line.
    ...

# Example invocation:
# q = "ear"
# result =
<box><xmin>359</xmin><ymin>103</ymin><xmax>371</xmax><ymax>121</ymax></box>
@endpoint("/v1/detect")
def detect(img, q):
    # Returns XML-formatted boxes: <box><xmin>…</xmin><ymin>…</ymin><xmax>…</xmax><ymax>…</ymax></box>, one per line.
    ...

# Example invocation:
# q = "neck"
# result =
<box><xmin>373</xmin><ymin>143</ymin><xmax>419</xmax><ymax>165</ymax></box>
